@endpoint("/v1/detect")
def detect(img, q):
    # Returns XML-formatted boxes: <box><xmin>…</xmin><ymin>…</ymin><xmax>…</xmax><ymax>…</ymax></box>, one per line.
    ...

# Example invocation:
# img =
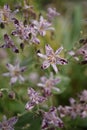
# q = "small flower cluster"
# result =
<box><xmin>58</xmin><ymin>90</ymin><xmax>87</xmax><ymax>119</ymax></box>
<box><xmin>0</xmin><ymin>34</ymin><xmax>19</xmax><ymax>53</ymax></box>
<box><xmin>0</xmin><ymin>3</ymin><xmax>67</xmax><ymax>130</ymax></box>
<box><xmin>69</xmin><ymin>38</ymin><xmax>87</xmax><ymax>64</ymax></box>
<box><xmin>1</xmin><ymin>2</ymin><xmax>86</xmax><ymax>130</ymax></box>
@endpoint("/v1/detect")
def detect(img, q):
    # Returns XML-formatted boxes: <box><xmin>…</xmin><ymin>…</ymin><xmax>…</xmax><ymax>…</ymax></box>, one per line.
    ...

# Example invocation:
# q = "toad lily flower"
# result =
<box><xmin>25</xmin><ymin>88</ymin><xmax>46</xmax><ymax>110</ymax></box>
<box><xmin>42</xmin><ymin>107</ymin><xmax>64</xmax><ymax>129</ymax></box>
<box><xmin>37</xmin><ymin>44</ymin><xmax>68</xmax><ymax>73</ymax></box>
<box><xmin>0</xmin><ymin>115</ymin><xmax>18</xmax><ymax>130</ymax></box>
<box><xmin>2</xmin><ymin>62</ymin><xmax>26</xmax><ymax>85</ymax></box>
<box><xmin>47</xmin><ymin>7</ymin><xmax>60</xmax><ymax>21</ymax></box>
<box><xmin>0</xmin><ymin>4</ymin><xmax>18</xmax><ymax>24</ymax></box>
<box><xmin>79</xmin><ymin>90</ymin><xmax>87</xmax><ymax>102</ymax></box>
<box><xmin>0</xmin><ymin>34</ymin><xmax>19</xmax><ymax>53</ymax></box>
<box><xmin>32</xmin><ymin>16</ymin><xmax>54</xmax><ymax>36</ymax></box>
<box><xmin>37</xmin><ymin>73</ymin><xmax>61</xmax><ymax>96</ymax></box>
<box><xmin>0</xmin><ymin>4</ymin><xmax>11</xmax><ymax>24</ymax></box>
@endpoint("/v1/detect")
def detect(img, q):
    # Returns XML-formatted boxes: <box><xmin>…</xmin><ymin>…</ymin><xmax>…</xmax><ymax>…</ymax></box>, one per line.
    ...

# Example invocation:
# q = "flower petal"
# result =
<box><xmin>51</xmin><ymin>63</ymin><xmax>58</xmax><ymax>73</ymax></box>
<box><xmin>2</xmin><ymin>72</ymin><xmax>10</xmax><ymax>77</ymax></box>
<box><xmin>19</xmin><ymin>75</ymin><xmax>25</xmax><ymax>83</ymax></box>
<box><xmin>55</xmin><ymin>46</ymin><xmax>63</xmax><ymax>55</ymax></box>
<box><xmin>41</xmin><ymin>60</ymin><xmax>50</xmax><ymax>69</ymax></box>
<box><xmin>51</xmin><ymin>78</ymin><xmax>61</xmax><ymax>85</ymax></box>
<box><xmin>6</xmin><ymin>63</ymin><xmax>14</xmax><ymax>71</ymax></box>
<box><xmin>37</xmin><ymin>83</ymin><xmax>45</xmax><ymax>87</ymax></box>
<box><xmin>45</xmin><ymin>44</ymin><xmax>54</xmax><ymax>56</ymax></box>
<box><xmin>40</xmin><ymin>76</ymin><xmax>47</xmax><ymax>83</ymax></box>
<box><xmin>56</xmin><ymin>57</ymin><xmax>68</xmax><ymax>65</ymax></box>
<box><xmin>8</xmin><ymin>116</ymin><xmax>18</xmax><ymax>126</ymax></box>
<box><xmin>52</xmin><ymin>87</ymin><xmax>60</xmax><ymax>92</ymax></box>
<box><xmin>37</xmin><ymin>53</ymin><xmax>47</xmax><ymax>59</ymax></box>
<box><xmin>10</xmin><ymin>77</ymin><xmax>18</xmax><ymax>85</ymax></box>
<box><xmin>25</xmin><ymin>101</ymin><xmax>35</xmax><ymax>110</ymax></box>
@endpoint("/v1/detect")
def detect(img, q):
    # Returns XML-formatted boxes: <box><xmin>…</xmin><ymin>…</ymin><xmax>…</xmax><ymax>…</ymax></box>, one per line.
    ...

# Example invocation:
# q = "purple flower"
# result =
<box><xmin>58</xmin><ymin>95</ymin><xmax>87</xmax><ymax>119</ymax></box>
<box><xmin>79</xmin><ymin>90</ymin><xmax>87</xmax><ymax>102</ymax></box>
<box><xmin>25</xmin><ymin>88</ymin><xmax>46</xmax><ymax>110</ymax></box>
<box><xmin>0</xmin><ymin>4</ymin><xmax>18</xmax><ymax>24</ymax></box>
<box><xmin>37</xmin><ymin>44</ymin><xmax>68</xmax><ymax>73</ymax></box>
<box><xmin>37</xmin><ymin>73</ymin><xmax>60</xmax><ymax>96</ymax></box>
<box><xmin>47</xmin><ymin>7</ymin><xmax>60</xmax><ymax>21</ymax></box>
<box><xmin>2</xmin><ymin>61</ymin><xmax>26</xmax><ymax>85</ymax></box>
<box><xmin>32</xmin><ymin>16</ymin><xmax>54</xmax><ymax>36</ymax></box>
<box><xmin>76</xmin><ymin>43</ymin><xmax>87</xmax><ymax>61</ymax></box>
<box><xmin>68</xmin><ymin>43</ymin><xmax>87</xmax><ymax>63</ymax></box>
<box><xmin>42</xmin><ymin>107</ymin><xmax>64</xmax><ymax>129</ymax></box>
<box><xmin>0</xmin><ymin>4</ymin><xmax>11</xmax><ymax>24</ymax></box>
<box><xmin>23</xmin><ymin>2</ymin><xmax>36</xmax><ymax>19</ymax></box>
<box><xmin>0</xmin><ymin>34</ymin><xmax>19</xmax><ymax>53</ymax></box>
<box><xmin>58</xmin><ymin>105</ymin><xmax>72</xmax><ymax>118</ymax></box>
<box><xmin>0</xmin><ymin>115</ymin><xmax>18</xmax><ymax>130</ymax></box>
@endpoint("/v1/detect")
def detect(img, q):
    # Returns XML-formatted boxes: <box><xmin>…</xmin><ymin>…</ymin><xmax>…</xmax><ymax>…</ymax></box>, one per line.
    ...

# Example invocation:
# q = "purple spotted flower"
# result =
<box><xmin>79</xmin><ymin>90</ymin><xmax>87</xmax><ymax>102</ymax></box>
<box><xmin>76</xmin><ymin>44</ymin><xmax>87</xmax><ymax>63</ymax></box>
<box><xmin>0</xmin><ymin>4</ymin><xmax>18</xmax><ymax>24</ymax></box>
<box><xmin>0</xmin><ymin>34</ymin><xmax>19</xmax><ymax>53</ymax></box>
<box><xmin>68</xmin><ymin>42</ymin><xmax>87</xmax><ymax>64</ymax></box>
<box><xmin>0</xmin><ymin>4</ymin><xmax>11</xmax><ymax>24</ymax></box>
<box><xmin>37</xmin><ymin>73</ymin><xmax>60</xmax><ymax>96</ymax></box>
<box><xmin>2</xmin><ymin>61</ymin><xmax>26</xmax><ymax>85</ymax></box>
<box><xmin>47</xmin><ymin>7</ymin><xmax>60</xmax><ymax>21</ymax></box>
<box><xmin>32</xmin><ymin>16</ymin><xmax>54</xmax><ymax>36</ymax></box>
<box><xmin>58</xmin><ymin>94</ymin><xmax>87</xmax><ymax>119</ymax></box>
<box><xmin>25</xmin><ymin>88</ymin><xmax>46</xmax><ymax>110</ymax></box>
<box><xmin>0</xmin><ymin>115</ymin><xmax>18</xmax><ymax>130</ymax></box>
<box><xmin>37</xmin><ymin>44</ymin><xmax>68</xmax><ymax>73</ymax></box>
<box><xmin>42</xmin><ymin>107</ymin><xmax>64</xmax><ymax>129</ymax></box>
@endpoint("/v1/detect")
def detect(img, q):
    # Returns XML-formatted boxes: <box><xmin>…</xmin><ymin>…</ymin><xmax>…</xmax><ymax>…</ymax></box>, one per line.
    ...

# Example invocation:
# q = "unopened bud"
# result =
<box><xmin>8</xmin><ymin>91</ymin><xmax>15</xmax><ymax>99</ymax></box>
<box><xmin>0</xmin><ymin>22</ymin><xmax>5</xmax><ymax>29</ymax></box>
<box><xmin>20</xmin><ymin>43</ymin><xmax>24</xmax><ymax>51</ymax></box>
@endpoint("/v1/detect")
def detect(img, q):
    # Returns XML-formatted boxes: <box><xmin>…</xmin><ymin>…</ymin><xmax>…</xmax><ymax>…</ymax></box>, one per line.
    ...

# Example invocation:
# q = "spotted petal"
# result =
<box><xmin>41</xmin><ymin>60</ymin><xmax>50</xmax><ymax>69</ymax></box>
<box><xmin>6</xmin><ymin>63</ymin><xmax>14</xmax><ymax>71</ymax></box>
<box><xmin>8</xmin><ymin>116</ymin><xmax>18</xmax><ymax>126</ymax></box>
<box><xmin>56</xmin><ymin>57</ymin><xmax>68</xmax><ymax>65</ymax></box>
<box><xmin>55</xmin><ymin>46</ymin><xmax>63</xmax><ymax>55</ymax></box>
<box><xmin>51</xmin><ymin>63</ymin><xmax>58</xmax><ymax>73</ymax></box>
<box><xmin>25</xmin><ymin>101</ymin><xmax>35</xmax><ymax>110</ymax></box>
<box><xmin>45</xmin><ymin>44</ymin><xmax>54</xmax><ymax>56</ymax></box>
<box><xmin>10</xmin><ymin>77</ymin><xmax>18</xmax><ymax>85</ymax></box>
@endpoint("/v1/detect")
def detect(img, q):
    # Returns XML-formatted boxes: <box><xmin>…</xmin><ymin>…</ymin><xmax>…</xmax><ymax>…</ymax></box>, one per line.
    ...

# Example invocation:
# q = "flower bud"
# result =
<box><xmin>8</xmin><ymin>91</ymin><xmax>15</xmax><ymax>99</ymax></box>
